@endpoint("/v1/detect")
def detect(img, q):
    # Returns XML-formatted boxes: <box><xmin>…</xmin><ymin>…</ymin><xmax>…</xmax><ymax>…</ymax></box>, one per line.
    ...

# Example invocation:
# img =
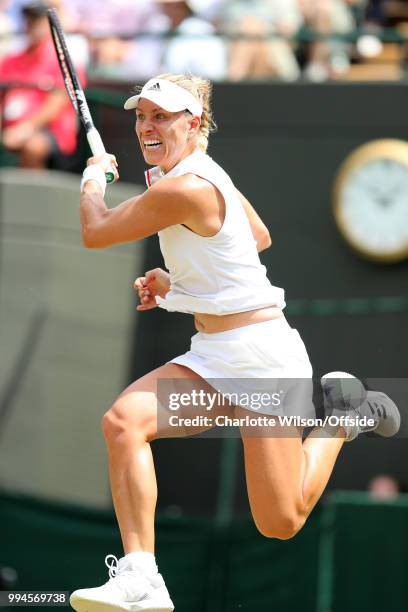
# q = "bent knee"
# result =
<box><xmin>255</xmin><ymin>512</ymin><xmax>307</xmax><ymax>541</ymax></box>
<box><xmin>102</xmin><ymin>396</ymin><xmax>157</xmax><ymax>445</ymax></box>
<box><xmin>101</xmin><ymin>408</ymin><xmax>122</xmax><ymax>442</ymax></box>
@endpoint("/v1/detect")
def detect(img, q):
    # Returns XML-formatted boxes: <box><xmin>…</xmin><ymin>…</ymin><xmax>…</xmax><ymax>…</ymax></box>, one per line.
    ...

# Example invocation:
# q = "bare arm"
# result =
<box><xmin>80</xmin><ymin>171</ymin><xmax>199</xmax><ymax>248</ymax></box>
<box><xmin>80</xmin><ymin>156</ymin><xmax>271</xmax><ymax>251</ymax></box>
<box><xmin>236</xmin><ymin>189</ymin><xmax>272</xmax><ymax>252</ymax></box>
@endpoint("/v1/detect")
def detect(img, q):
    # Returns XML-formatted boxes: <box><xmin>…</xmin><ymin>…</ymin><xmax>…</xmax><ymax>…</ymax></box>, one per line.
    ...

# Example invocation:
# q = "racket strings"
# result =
<box><xmin>51</xmin><ymin>25</ymin><xmax>78</xmax><ymax>112</ymax></box>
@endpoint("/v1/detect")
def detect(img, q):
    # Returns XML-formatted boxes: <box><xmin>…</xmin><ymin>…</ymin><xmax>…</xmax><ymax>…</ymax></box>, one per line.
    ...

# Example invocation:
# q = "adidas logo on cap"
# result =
<box><xmin>147</xmin><ymin>82</ymin><xmax>161</xmax><ymax>91</ymax></box>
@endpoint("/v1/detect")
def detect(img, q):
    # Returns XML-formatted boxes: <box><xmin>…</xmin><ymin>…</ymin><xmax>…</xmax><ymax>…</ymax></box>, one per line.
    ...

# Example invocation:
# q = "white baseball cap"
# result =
<box><xmin>124</xmin><ymin>78</ymin><xmax>203</xmax><ymax>117</ymax></box>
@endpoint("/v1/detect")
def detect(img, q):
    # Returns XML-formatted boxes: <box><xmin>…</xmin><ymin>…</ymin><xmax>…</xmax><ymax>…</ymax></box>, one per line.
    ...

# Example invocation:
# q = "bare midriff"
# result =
<box><xmin>193</xmin><ymin>306</ymin><xmax>284</xmax><ymax>333</ymax></box>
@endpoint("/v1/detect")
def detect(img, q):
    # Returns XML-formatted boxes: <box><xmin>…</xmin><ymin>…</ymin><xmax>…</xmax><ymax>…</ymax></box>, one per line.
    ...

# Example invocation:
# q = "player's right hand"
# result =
<box><xmin>87</xmin><ymin>153</ymin><xmax>119</xmax><ymax>182</ymax></box>
<box><xmin>134</xmin><ymin>268</ymin><xmax>170</xmax><ymax>311</ymax></box>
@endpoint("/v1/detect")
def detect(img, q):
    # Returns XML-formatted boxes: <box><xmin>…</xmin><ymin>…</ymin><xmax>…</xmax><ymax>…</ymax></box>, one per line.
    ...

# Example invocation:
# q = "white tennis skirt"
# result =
<box><xmin>169</xmin><ymin>317</ymin><xmax>315</xmax><ymax>417</ymax></box>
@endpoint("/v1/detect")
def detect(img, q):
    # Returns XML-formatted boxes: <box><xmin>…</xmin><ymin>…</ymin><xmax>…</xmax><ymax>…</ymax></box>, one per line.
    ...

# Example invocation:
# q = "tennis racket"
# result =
<box><xmin>47</xmin><ymin>8</ymin><xmax>115</xmax><ymax>183</ymax></box>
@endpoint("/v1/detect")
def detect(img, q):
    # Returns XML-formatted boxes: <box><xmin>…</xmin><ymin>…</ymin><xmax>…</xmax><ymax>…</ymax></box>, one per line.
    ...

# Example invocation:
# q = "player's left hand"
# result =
<box><xmin>134</xmin><ymin>268</ymin><xmax>170</xmax><ymax>311</ymax></box>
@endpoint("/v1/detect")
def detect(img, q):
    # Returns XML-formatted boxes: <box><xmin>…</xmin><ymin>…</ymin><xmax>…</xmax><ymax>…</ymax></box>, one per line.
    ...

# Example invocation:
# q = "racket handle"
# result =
<box><xmin>86</xmin><ymin>128</ymin><xmax>116</xmax><ymax>184</ymax></box>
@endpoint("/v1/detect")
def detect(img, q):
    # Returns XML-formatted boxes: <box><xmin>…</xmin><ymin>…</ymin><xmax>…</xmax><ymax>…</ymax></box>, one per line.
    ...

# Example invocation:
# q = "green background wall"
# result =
<box><xmin>2</xmin><ymin>491</ymin><xmax>408</xmax><ymax>612</ymax></box>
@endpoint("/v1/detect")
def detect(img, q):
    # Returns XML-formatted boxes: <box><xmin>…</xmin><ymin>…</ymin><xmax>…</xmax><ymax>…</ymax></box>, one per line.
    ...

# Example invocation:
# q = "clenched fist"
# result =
<box><xmin>134</xmin><ymin>268</ymin><xmax>170</xmax><ymax>311</ymax></box>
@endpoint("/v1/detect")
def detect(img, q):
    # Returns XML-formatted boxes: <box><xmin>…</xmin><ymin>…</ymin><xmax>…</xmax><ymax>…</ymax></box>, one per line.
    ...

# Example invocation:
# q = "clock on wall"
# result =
<box><xmin>333</xmin><ymin>139</ymin><xmax>408</xmax><ymax>263</ymax></box>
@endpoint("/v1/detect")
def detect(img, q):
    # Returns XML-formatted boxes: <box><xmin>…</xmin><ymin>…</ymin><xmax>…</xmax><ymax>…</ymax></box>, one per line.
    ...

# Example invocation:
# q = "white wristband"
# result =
<box><xmin>81</xmin><ymin>165</ymin><xmax>107</xmax><ymax>196</ymax></box>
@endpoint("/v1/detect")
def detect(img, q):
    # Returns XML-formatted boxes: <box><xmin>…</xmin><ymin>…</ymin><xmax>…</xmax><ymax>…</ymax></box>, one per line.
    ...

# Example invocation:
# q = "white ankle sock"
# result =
<box><xmin>123</xmin><ymin>552</ymin><xmax>158</xmax><ymax>575</ymax></box>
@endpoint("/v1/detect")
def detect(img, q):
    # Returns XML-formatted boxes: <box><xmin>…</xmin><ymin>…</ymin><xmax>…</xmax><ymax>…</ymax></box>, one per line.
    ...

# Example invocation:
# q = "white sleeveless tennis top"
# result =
<box><xmin>145</xmin><ymin>149</ymin><xmax>285</xmax><ymax>315</ymax></box>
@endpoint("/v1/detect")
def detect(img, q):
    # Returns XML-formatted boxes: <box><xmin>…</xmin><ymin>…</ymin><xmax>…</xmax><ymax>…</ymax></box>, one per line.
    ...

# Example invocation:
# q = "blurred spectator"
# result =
<box><xmin>67</xmin><ymin>0</ymin><xmax>154</xmax><ymax>37</ymax></box>
<box><xmin>118</xmin><ymin>0</ymin><xmax>227</xmax><ymax>81</ymax></box>
<box><xmin>0</xmin><ymin>1</ymin><xmax>84</xmax><ymax>169</ymax></box>
<box><xmin>1</xmin><ymin>0</ymin><xmax>79</xmax><ymax>58</ymax></box>
<box><xmin>216</xmin><ymin>0</ymin><xmax>302</xmax><ymax>82</ymax></box>
<box><xmin>4</xmin><ymin>0</ymin><xmax>78</xmax><ymax>31</ymax></box>
<box><xmin>188</xmin><ymin>0</ymin><xmax>223</xmax><ymax>22</ymax></box>
<box><xmin>355</xmin><ymin>0</ymin><xmax>386</xmax><ymax>61</ymax></box>
<box><xmin>368</xmin><ymin>474</ymin><xmax>400</xmax><ymax>501</ymax></box>
<box><xmin>0</xmin><ymin>1</ymin><xmax>13</xmax><ymax>32</ymax></box>
<box><xmin>65</xmin><ymin>0</ymin><xmax>155</xmax><ymax>79</ymax></box>
<box><xmin>364</xmin><ymin>0</ymin><xmax>386</xmax><ymax>27</ymax></box>
<box><xmin>154</xmin><ymin>0</ymin><xmax>226</xmax><ymax>80</ymax></box>
<box><xmin>300</xmin><ymin>0</ymin><xmax>361</xmax><ymax>81</ymax></box>
<box><xmin>3</xmin><ymin>0</ymin><xmax>26</xmax><ymax>33</ymax></box>
<box><xmin>46</xmin><ymin>0</ymin><xmax>79</xmax><ymax>31</ymax></box>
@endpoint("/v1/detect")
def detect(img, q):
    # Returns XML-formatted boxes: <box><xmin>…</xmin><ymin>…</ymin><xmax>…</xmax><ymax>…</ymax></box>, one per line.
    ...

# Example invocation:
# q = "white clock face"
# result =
<box><xmin>338</xmin><ymin>157</ymin><xmax>408</xmax><ymax>258</ymax></box>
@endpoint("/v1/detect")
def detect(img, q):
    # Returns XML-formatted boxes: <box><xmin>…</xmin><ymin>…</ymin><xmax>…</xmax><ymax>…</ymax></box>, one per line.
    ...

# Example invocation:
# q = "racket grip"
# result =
<box><xmin>86</xmin><ymin>128</ymin><xmax>116</xmax><ymax>184</ymax></box>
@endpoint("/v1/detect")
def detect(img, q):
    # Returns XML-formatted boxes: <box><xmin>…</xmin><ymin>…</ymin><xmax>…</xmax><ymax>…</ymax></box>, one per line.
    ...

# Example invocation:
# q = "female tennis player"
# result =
<box><xmin>70</xmin><ymin>74</ymin><xmax>400</xmax><ymax>612</ymax></box>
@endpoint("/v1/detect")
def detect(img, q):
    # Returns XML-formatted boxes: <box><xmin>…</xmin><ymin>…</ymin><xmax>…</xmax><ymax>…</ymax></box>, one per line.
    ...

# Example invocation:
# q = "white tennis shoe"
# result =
<box><xmin>321</xmin><ymin>371</ymin><xmax>401</xmax><ymax>441</ymax></box>
<box><xmin>70</xmin><ymin>555</ymin><xmax>174</xmax><ymax>612</ymax></box>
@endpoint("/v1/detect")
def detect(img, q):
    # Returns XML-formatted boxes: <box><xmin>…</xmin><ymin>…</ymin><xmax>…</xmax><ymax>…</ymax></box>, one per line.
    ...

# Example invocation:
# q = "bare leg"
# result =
<box><xmin>238</xmin><ymin>408</ymin><xmax>345</xmax><ymax>540</ymax></box>
<box><xmin>103</xmin><ymin>361</ymin><xmax>345</xmax><ymax>551</ymax></box>
<box><xmin>102</xmin><ymin>363</ymin><xmax>229</xmax><ymax>554</ymax></box>
<box><xmin>302</xmin><ymin>426</ymin><xmax>345</xmax><ymax>511</ymax></box>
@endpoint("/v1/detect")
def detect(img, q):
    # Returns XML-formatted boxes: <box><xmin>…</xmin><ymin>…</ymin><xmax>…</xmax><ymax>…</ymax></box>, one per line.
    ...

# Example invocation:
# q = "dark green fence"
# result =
<box><xmin>1</xmin><ymin>491</ymin><xmax>408</xmax><ymax>612</ymax></box>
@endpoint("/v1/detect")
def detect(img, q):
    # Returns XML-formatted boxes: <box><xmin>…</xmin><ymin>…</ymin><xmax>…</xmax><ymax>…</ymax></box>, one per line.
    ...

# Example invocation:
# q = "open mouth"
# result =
<box><xmin>144</xmin><ymin>140</ymin><xmax>162</xmax><ymax>150</ymax></box>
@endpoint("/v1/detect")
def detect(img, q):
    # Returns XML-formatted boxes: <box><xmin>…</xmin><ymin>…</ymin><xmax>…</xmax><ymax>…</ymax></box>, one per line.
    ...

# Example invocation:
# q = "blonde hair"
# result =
<box><xmin>155</xmin><ymin>73</ymin><xmax>216</xmax><ymax>152</ymax></box>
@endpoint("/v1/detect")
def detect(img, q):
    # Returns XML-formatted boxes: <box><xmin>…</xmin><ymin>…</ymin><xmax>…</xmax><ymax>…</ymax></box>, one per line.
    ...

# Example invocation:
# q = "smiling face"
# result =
<box><xmin>135</xmin><ymin>97</ymin><xmax>200</xmax><ymax>173</ymax></box>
